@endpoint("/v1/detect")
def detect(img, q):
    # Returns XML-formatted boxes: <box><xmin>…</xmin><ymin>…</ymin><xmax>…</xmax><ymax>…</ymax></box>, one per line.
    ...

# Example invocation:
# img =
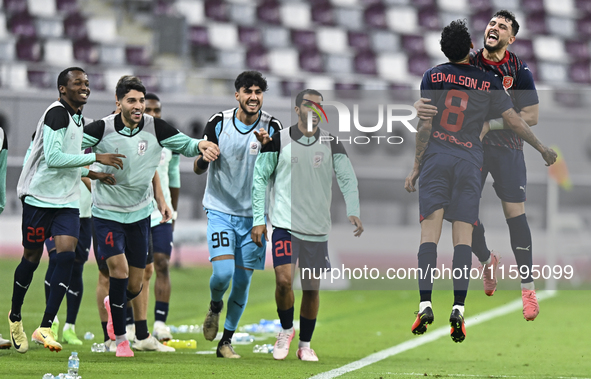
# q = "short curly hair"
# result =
<box><xmin>234</xmin><ymin>71</ymin><xmax>268</xmax><ymax>92</ymax></box>
<box><xmin>440</xmin><ymin>19</ymin><xmax>471</xmax><ymax>62</ymax></box>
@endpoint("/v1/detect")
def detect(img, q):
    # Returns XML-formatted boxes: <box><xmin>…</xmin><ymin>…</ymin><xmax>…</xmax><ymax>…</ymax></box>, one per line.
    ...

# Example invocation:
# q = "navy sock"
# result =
<box><xmin>219</xmin><ymin>328</ymin><xmax>234</xmax><ymax>345</ymax></box>
<box><xmin>101</xmin><ymin>321</ymin><xmax>110</xmax><ymax>342</ymax></box>
<box><xmin>507</xmin><ymin>214</ymin><xmax>533</xmax><ymax>283</ymax></box>
<box><xmin>277</xmin><ymin>307</ymin><xmax>294</xmax><ymax>330</ymax></box>
<box><xmin>42</xmin><ymin>251</ymin><xmax>75</xmax><ymax>327</ymax></box>
<box><xmin>418</xmin><ymin>242</ymin><xmax>437</xmax><ymax>302</ymax></box>
<box><xmin>471</xmin><ymin>221</ymin><xmax>491</xmax><ymax>262</ymax></box>
<box><xmin>452</xmin><ymin>244</ymin><xmax>472</xmax><ymax>306</ymax></box>
<box><xmin>126</xmin><ymin>305</ymin><xmax>134</xmax><ymax>325</ymax></box>
<box><xmin>154</xmin><ymin>301</ymin><xmax>169</xmax><ymax>323</ymax></box>
<box><xmin>11</xmin><ymin>257</ymin><xmax>40</xmax><ymax>321</ymax></box>
<box><xmin>65</xmin><ymin>262</ymin><xmax>84</xmax><ymax>324</ymax></box>
<box><xmin>109</xmin><ymin>277</ymin><xmax>129</xmax><ymax>336</ymax></box>
<box><xmin>44</xmin><ymin>252</ymin><xmax>57</xmax><ymax>304</ymax></box>
<box><xmin>299</xmin><ymin>316</ymin><xmax>316</xmax><ymax>342</ymax></box>
<box><xmin>135</xmin><ymin>319</ymin><xmax>149</xmax><ymax>340</ymax></box>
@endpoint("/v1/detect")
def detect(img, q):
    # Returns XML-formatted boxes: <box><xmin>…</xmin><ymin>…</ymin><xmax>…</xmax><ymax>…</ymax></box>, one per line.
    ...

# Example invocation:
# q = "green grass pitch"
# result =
<box><xmin>0</xmin><ymin>258</ymin><xmax>589</xmax><ymax>378</ymax></box>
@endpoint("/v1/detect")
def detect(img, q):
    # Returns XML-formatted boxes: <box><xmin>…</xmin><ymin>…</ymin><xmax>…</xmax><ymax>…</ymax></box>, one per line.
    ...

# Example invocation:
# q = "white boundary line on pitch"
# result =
<box><xmin>378</xmin><ymin>374</ymin><xmax>590</xmax><ymax>379</ymax></box>
<box><xmin>310</xmin><ymin>290</ymin><xmax>558</xmax><ymax>379</ymax></box>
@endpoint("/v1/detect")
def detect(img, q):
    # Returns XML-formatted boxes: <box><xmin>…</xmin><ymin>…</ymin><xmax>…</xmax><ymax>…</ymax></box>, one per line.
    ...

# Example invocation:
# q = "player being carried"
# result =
<box><xmin>405</xmin><ymin>20</ymin><xmax>556</xmax><ymax>343</ymax></box>
<box><xmin>415</xmin><ymin>10</ymin><xmax>544</xmax><ymax>321</ymax></box>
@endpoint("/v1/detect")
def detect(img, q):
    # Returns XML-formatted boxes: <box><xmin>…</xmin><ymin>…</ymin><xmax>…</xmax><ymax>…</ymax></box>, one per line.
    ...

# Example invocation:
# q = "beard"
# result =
<box><xmin>239</xmin><ymin>101</ymin><xmax>260</xmax><ymax>116</ymax></box>
<box><xmin>300</xmin><ymin>112</ymin><xmax>319</xmax><ymax>129</ymax></box>
<box><xmin>483</xmin><ymin>37</ymin><xmax>506</xmax><ymax>53</ymax></box>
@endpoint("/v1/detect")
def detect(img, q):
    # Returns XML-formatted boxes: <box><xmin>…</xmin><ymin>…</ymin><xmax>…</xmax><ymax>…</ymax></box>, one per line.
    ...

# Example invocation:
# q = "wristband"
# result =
<box><xmin>489</xmin><ymin>118</ymin><xmax>505</xmax><ymax>130</ymax></box>
<box><xmin>197</xmin><ymin>157</ymin><xmax>210</xmax><ymax>170</ymax></box>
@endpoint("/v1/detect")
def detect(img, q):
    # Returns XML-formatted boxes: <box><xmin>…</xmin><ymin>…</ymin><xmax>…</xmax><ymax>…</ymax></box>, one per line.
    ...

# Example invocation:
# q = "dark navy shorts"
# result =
<box><xmin>272</xmin><ymin>228</ymin><xmax>330</xmax><ymax>270</ymax></box>
<box><xmin>93</xmin><ymin>216</ymin><xmax>151</xmax><ymax>269</ymax></box>
<box><xmin>46</xmin><ymin>217</ymin><xmax>92</xmax><ymax>262</ymax></box>
<box><xmin>482</xmin><ymin>144</ymin><xmax>527</xmax><ymax>203</ymax></box>
<box><xmin>151</xmin><ymin>222</ymin><xmax>173</xmax><ymax>256</ymax></box>
<box><xmin>92</xmin><ymin>218</ymin><xmax>108</xmax><ymax>272</ymax></box>
<box><xmin>21</xmin><ymin>202</ymin><xmax>79</xmax><ymax>250</ymax></box>
<box><xmin>419</xmin><ymin>153</ymin><xmax>481</xmax><ymax>225</ymax></box>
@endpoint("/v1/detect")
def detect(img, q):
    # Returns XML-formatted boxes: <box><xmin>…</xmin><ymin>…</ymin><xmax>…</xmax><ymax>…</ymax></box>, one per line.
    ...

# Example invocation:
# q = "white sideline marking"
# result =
<box><xmin>310</xmin><ymin>291</ymin><xmax>557</xmax><ymax>379</ymax></box>
<box><xmin>379</xmin><ymin>374</ymin><xmax>589</xmax><ymax>379</ymax></box>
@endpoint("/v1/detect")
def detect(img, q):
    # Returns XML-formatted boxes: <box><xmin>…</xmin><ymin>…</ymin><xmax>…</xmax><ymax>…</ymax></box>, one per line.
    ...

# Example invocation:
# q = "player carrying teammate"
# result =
<box><xmin>405</xmin><ymin>20</ymin><xmax>556</xmax><ymax>343</ymax></box>
<box><xmin>194</xmin><ymin>70</ymin><xmax>281</xmax><ymax>358</ymax></box>
<box><xmin>251</xmin><ymin>89</ymin><xmax>363</xmax><ymax>361</ymax></box>
<box><xmin>9</xmin><ymin>67</ymin><xmax>124</xmax><ymax>353</ymax></box>
<box><xmin>415</xmin><ymin>10</ymin><xmax>543</xmax><ymax>321</ymax></box>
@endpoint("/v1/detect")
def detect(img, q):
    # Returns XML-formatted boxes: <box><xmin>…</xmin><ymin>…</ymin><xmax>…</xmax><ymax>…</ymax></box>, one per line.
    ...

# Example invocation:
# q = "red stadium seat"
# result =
<box><xmin>364</xmin><ymin>3</ymin><xmax>387</xmax><ymax>29</ymax></box>
<box><xmin>245</xmin><ymin>46</ymin><xmax>269</xmax><ymax>71</ymax></box>
<box><xmin>257</xmin><ymin>1</ymin><xmax>281</xmax><ymax>25</ymax></box>
<box><xmin>238</xmin><ymin>26</ymin><xmax>262</xmax><ymax>48</ymax></box>
<box><xmin>16</xmin><ymin>36</ymin><xmax>40</xmax><ymax>61</ymax></box>
<box><xmin>348</xmin><ymin>31</ymin><xmax>370</xmax><ymax>50</ymax></box>
<box><xmin>299</xmin><ymin>49</ymin><xmax>324</xmax><ymax>73</ymax></box>
<box><xmin>9</xmin><ymin>12</ymin><xmax>36</xmax><ymax>37</ymax></box>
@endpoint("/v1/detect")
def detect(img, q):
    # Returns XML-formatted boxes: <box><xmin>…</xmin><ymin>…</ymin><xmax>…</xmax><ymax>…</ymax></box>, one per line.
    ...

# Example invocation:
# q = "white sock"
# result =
<box><xmin>63</xmin><ymin>323</ymin><xmax>75</xmax><ymax>332</ymax></box>
<box><xmin>115</xmin><ymin>335</ymin><xmax>127</xmax><ymax>346</ymax></box>
<box><xmin>154</xmin><ymin>321</ymin><xmax>166</xmax><ymax>329</ymax></box>
<box><xmin>283</xmin><ymin>327</ymin><xmax>294</xmax><ymax>334</ymax></box>
<box><xmin>299</xmin><ymin>340</ymin><xmax>310</xmax><ymax>348</ymax></box>
<box><xmin>481</xmin><ymin>255</ymin><xmax>492</xmax><ymax>265</ymax></box>
<box><xmin>521</xmin><ymin>282</ymin><xmax>535</xmax><ymax>291</ymax></box>
<box><xmin>452</xmin><ymin>305</ymin><xmax>465</xmax><ymax>316</ymax></box>
<box><xmin>53</xmin><ymin>315</ymin><xmax>59</xmax><ymax>324</ymax></box>
<box><xmin>419</xmin><ymin>301</ymin><xmax>432</xmax><ymax>313</ymax></box>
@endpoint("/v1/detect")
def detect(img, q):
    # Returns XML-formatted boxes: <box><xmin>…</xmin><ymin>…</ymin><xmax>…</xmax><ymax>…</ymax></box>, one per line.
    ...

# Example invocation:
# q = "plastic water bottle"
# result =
<box><xmin>67</xmin><ymin>352</ymin><xmax>79</xmax><ymax>376</ymax></box>
<box><xmin>84</xmin><ymin>332</ymin><xmax>94</xmax><ymax>340</ymax></box>
<box><xmin>252</xmin><ymin>344</ymin><xmax>274</xmax><ymax>353</ymax></box>
<box><xmin>232</xmin><ymin>333</ymin><xmax>254</xmax><ymax>344</ymax></box>
<box><xmin>163</xmin><ymin>339</ymin><xmax>197</xmax><ymax>349</ymax></box>
<box><xmin>91</xmin><ymin>343</ymin><xmax>106</xmax><ymax>352</ymax></box>
<box><xmin>42</xmin><ymin>374</ymin><xmax>54</xmax><ymax>379</ymax></box>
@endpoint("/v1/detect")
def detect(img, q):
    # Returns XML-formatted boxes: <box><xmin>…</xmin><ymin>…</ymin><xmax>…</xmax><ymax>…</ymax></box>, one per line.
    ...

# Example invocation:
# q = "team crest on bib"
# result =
<box><xmin>138</xmin><ymin>140</ymin><xmax>148</xmax><ymax>155</ymax></box>
<box><xmin>249</xmin><ymin>141</ymin><xmax>261</xmax><ymax>155</ymax></box>
<box><xmin>502</xmin><ymin>76</ymin><xmax>513</xmax><ymax>90</ymax></box>
<box><xmin>313</xmin><ymin>152</ymin><xmax>324</xmax><ymax>168</ymax></box>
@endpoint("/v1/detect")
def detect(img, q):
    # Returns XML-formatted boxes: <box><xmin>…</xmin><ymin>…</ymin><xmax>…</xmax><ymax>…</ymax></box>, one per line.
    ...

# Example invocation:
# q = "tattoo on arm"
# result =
<box><xmin>414</xmin><ymin>119</ymin><xmax>432</xmax><ymax>165</ymax></box>
<box><xmin>504</xmin><ymin>108</ymin><xmax>543</xmax><ymax>152</ymax></box>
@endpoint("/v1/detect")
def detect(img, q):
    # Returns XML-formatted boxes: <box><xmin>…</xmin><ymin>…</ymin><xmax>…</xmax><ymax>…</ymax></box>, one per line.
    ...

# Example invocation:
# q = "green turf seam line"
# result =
<box><xmin>310</xmin><ymin>290</ymin><xmax>557</xmax><ymax>379</ymax></box>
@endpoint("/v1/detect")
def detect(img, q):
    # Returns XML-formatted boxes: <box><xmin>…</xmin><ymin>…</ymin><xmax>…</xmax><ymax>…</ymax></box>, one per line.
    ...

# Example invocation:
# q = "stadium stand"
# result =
<box><xmin>0</xmin><ymin>0</ymin><xmax>589</xmax><ymax>95</ymax></box>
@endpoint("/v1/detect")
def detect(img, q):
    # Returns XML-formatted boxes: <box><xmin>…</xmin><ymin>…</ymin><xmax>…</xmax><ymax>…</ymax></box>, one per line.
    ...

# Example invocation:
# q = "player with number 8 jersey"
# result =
<box><xmin>404</xmin><ymin>20</ymin><xmax>555</xmax><ymax>344</ymax></box>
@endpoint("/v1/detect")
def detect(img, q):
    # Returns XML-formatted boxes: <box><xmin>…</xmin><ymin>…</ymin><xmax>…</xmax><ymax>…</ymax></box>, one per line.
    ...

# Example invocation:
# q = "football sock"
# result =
<box><xmin>507</xmin><ymin>214</ymin><xmax>533</xmax><ymax>283</ymax></box>
<box><xmin>101</xmin><ymin>321</ymin><xmax>109</xmax><ymax>342</ymax></box>
<box><xmin>419</xmin><ymin>301</ymin><xmax>432</xmax><ymax>313</ymax></box>
<box><xmin>210</xmin><ymin>300</ymin><xmax>223</xmax><ymax>313</ymax></box>
<box><xmin>471</xmin><ymin>221</ymin><xmax>491</xmax><ymax>263</ymax></box>
<box><xmin>126</xmin><ymin>306</ymin><xmax>134</xmax><ymax>325</ymax></box>
<box><xmin>154</xmin><ymin>301</ymin><xmax>169</xmax><ymax>323</ymax></box>
<box><xmin>41</xmin><ymin>251</ymin><xmax>75</xmax><ymax>327</ymax></box>
<box><xmin>65</xmin><ymin>261</ymin><xmax>84</xmax><ymax>325</ymax></box>
<box><xmin>135</xmin><ymin>320</ymin><xmax>149</xmax><ymax>340</ymax></box>
<box><xmin>219</xmin><ymin>328</ymin><xmax>234</xmax><ymax>346</ymax></box>
<box><xmin>299</xmin><ymin>316</ymin><xmax>316</xmax><ymax>343</ymax></box>
<box><xmin>109</xmin><ymin>277</ymin><xmax>128</xmax><ymax>336</ymax></box>
<box><xmin>521</xmin><ymin>282</ymin><xmax>535</xmax><ymax>291</ymax></box>
<box><xmin>63</xmin><ymin>323</ymin><xmax>75</xmax><ymax>331</ymax></box>
<box><xmin>277</xmin><ymin>306</ymin><xmax>294</xmax><ymax>330</ymax></box>
<box><xmin>224</xmin><ymin>267</ymin><xmax>253</xmax><ymax>331</ymax></box>
<box><xmin>418</xmin><ymin>242</ymin><xmax>437</xmax><ymax>302</ymax></box>
<box><xmin>11</xmin><ymin>256</ymin><xmax>40</xmax><ymax>320</ymax></box>
<box><xmin>452</xmin><ymin>244</ymin><xmax>472</xmax><ymax>306</ymax></box>
<box><xmin>452</xmin><ymin>304</ymin><xmax>465</xmax><ymax>315</ymax></box>
<box><xmin>210</xmin><ymin>259</ymin><xmax>234</xmax><ymax>302</ymax></box>
<box><xmin>44</xmin><ymin>252</ymin><xmax>57</xmax><ymax>304</ymax></box>
<box><xmin>299</xmin><ymin>341</ymin><xmax>311</xmax><ymax>348</ymax></box>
